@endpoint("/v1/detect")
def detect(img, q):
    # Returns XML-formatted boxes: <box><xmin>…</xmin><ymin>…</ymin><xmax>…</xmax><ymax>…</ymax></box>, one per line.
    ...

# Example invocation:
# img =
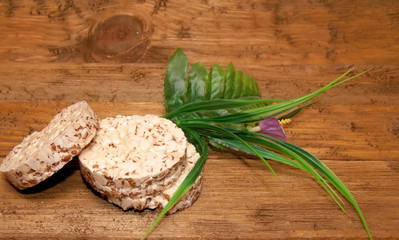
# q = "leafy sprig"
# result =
<box><xmin>142</xmin><ymin>49</ymin><xmax>372</xmax><ymax>239</ymax></box>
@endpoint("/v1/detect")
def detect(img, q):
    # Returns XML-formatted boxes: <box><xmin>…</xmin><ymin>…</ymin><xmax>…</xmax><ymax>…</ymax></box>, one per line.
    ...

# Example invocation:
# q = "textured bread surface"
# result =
<box><xmin>159</xmin><ymin>143</ymin><xmax>203</xmax><ymax>214</ymax></box>
<box><xmin>0</xmin><ymin>101</ymin><xmax>99</xmax><ymax>190</ymax></box>
<box><xmin>79</xmin><ymin>115</ymin><xmax>202</xmax><ymax>213</ymax></box>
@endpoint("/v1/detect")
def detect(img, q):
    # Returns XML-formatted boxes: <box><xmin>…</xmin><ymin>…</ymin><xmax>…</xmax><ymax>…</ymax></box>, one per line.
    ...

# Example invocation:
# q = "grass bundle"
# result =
<box><xmin>142</xmin><ymin>49</ymin><xmax>372</xmax><ymax>239</ymax></box>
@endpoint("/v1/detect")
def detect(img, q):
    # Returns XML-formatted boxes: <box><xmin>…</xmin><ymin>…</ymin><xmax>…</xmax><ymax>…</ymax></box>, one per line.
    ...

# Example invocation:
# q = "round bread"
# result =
<box><xmin>79</xmin><ymin>115</ymin><xmax>187</xmax><ymax>205</ymax></box>
<box><xmin>155</xmin><ymin>143</ymin><xmax>203</xmax><ymax>214</ymax></box>
<box><xmin>101</xmin><ymin>142</ymin><xmax>203</xmax><ymax>213</ymax></box>
<box><xmin>79</xmin><ymin>115</ymin><xmax>203</xmax><ymax>213</ymax></box>
<box><xmin>0</xmin><ymin>101</ymin><xmax>99</xmax><ymax>190</ymax></box>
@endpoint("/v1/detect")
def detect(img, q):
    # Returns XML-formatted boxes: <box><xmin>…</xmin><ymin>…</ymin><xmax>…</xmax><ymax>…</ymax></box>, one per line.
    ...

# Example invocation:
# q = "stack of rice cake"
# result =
<box><xmin>79</xmin><ymin>115</ymin><xmax>202</xmax><ymax>213</ymax></box>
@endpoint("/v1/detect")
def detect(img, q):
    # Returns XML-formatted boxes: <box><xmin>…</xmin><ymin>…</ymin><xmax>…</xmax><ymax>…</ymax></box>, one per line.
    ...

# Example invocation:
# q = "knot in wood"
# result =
<box><xmin>88</xmin><ymin>15</ymin><xmax>150</xmax><ymax>62</ymax></box>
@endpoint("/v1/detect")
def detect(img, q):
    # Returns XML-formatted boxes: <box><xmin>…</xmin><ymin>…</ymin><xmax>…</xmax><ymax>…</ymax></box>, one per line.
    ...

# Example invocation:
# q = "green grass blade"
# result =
<box><xmin>208</xmin><ymin>137</ymin><xmax>307</xmax><ymax>171</ymax></box>
<box><xmin>179</xmin><ymin>122</ymin><xmax>276</xmax><ymax>176</ymax></box>
<box><xmin>244</xmin><ymin>131</ymin><xmax>372</xmax><ymax>239</ymax></box>
<box><xmin>278</xmin><ymin>99</ymin><xmax>320</xmax><ymax>121</ymax></box>
<box><xmin>189</xmin><ymin>68</ymin><xmax>371</xmax><ymax>124</ymax></box>
<box><xmin>208</xmin><ymin>135</ymin><xmax>343</xmax><ymax>206</ymax></box>
<box><xmin>278</xmin><ymin>141</ymin><xmax>372</xmax><ymax>239</ymax></box>
<box><xmin>141</xmin><ymin>128</ymin><xmax>209</xmax><ymax>239</ymax></box>
<box><xmin>237</xmin><ymin>133</ymin><xmax>347</xmax><ymax>214</ymax></box>
<box><xmin>163</xmin><ymin>98</ymin><xmax>283</xmax><ymax>119</ymax></box>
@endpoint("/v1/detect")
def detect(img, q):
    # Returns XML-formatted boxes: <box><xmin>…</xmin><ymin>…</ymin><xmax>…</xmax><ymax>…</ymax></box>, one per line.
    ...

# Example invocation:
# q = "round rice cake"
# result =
<box><xmin>0</xmin><ymin>101</ymin><xmax>99</xmax><ymax>190</ymax></box>
<box><xmin>79</xmin><ymin>114</ymin><xmax>188</xmax><ymax>207</ymax></box>
<box><xmin>159</xmin><ymin>143</ymin><xmax>203</xmax><ymax>214</ymax></box>
<box><xmin>103</xmin><ymin>142</ymin><xmax>203</xmax><ymax>213</ymax></box>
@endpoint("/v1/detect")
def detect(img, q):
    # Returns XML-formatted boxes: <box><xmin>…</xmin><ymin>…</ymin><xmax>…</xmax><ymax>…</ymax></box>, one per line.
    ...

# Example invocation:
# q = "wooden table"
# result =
<box><xmin>1</xmin><ymin>1</ymin><xmax>398</xmax><ymax>239</ymax></box>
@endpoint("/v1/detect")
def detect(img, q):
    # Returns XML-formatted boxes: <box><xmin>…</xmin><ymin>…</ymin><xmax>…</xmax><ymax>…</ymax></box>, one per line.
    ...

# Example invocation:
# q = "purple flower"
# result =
<box><xmin>259</xmin><ymin>117</ymin><xmax>287</xmax><ymax>142</ymax></box>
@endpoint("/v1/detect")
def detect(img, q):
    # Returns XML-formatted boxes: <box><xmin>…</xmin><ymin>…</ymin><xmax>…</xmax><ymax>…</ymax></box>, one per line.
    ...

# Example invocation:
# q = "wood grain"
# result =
<box><xmin>1</xmin><ymin>0</ymin><xmax>399</xmax><ymax>239</ymax></box>
<box><xmin>0</xmin><ymin>0</ymin><xmax>398</xmax><ymax>65</ymax></box>
<box><xmin>1</xmin><ymin>64</ymin><xmax>398</xmax><ymax>104</ymax></box>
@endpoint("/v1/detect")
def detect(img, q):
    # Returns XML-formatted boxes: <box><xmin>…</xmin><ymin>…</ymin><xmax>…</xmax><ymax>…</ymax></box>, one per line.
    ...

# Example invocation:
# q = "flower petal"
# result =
<box><xmin>259</xmin><ymin>118</ymin><xmax>287</xmax><ymax>141</ymax></box>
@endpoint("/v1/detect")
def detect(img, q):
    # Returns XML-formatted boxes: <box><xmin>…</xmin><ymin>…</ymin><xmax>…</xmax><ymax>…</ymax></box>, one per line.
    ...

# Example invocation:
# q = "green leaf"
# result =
<box><xmin>186</xmin><ymin>62</ymin><xmax>208</xmax><ymax>103</ymax></box>
<box><xmin>164</xmin><ymin>48</ymin><xmax>189</xmax><ymax>113</ymax></box>
<box><xmin>242</xmin><ymin>74</ymin><xmax>259</xmax><ymax>97</ymax></box>
<box><xmin>223</xmin><ymin>63</ymin><xmax>235</xmax><ymax>99</ymax></box>
<box><xmin>206</xmin><ymin>64</ymin><xmax>225</xmax><ymax>100</ymax></box>
<box><xmin>232</xmin><ymin>70</ymin><xmax>243</xmax><ymax>98</ymax></box>
<box><xmin>163</xmin><ymin>49</ymin><xmax>264</xmax><ymax>121</ymax></box>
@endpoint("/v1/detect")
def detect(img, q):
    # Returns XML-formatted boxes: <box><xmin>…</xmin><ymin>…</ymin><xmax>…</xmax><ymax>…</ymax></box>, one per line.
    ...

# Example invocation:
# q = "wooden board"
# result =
<box><xmin>1</xmin><ymin>1</ymin><xmax>399</xmax><ymax>239</ymax></box>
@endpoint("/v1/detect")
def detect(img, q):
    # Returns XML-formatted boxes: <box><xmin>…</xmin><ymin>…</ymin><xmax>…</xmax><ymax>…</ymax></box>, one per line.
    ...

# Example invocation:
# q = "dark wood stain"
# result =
<box><xmin>177</xmin><ymin>21</ymin><xmax>191</xmax><ymax>39</ymax></box>
<box><xmin>389</xmin><ymin>118</ymin><xmax>399</xmax><ymax>138</ymax></box>
<box><xmin>152</xmin><ymin>0</ymin><xmax>167</xmax><ymax>15</ymax></box>
<box><xmin>48</xmin><ymin>43</ymin><xmax>85</xmax><ymax>62</ymax></box>
<box><xmin>350</xmin><ymin>122</ymin><xmax>357</xmax><ymax>132</ymax></box>
<box><xmin>87</xmin><ymin>0</ymin><xmax>110</xmax><ymax>13</ymax></box>
<box><xmin>3</xmin><ymin>0</ymin><xmax>16</xmax><ymax>18</ymax></box>
<box><xmin>388</xmin><ymin>161</ymin><xmax>399</xmax><ymax>172</ymax></box>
